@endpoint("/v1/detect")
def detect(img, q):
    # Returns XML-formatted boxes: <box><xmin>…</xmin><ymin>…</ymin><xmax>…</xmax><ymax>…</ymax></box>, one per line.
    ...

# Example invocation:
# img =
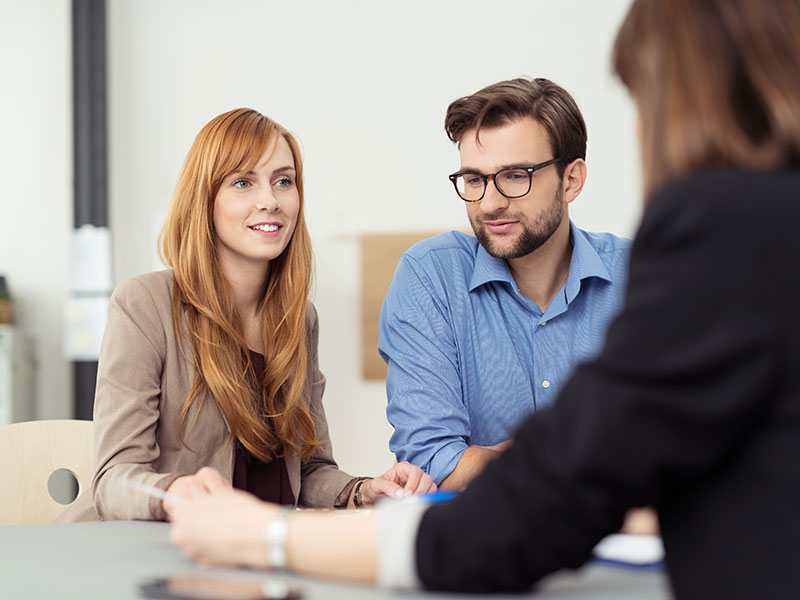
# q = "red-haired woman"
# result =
<box><xmin>60</xmin><ymin>108</ymin><xmax>434</xmax><ymax>522</ymax></box>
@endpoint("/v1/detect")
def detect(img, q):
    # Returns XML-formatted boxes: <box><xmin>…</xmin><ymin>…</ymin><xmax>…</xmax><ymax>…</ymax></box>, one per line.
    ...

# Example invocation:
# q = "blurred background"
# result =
<box><xmin>0</xmin><ymin>0</ymin><xmax>639</xmax><ymax>477</ymax></box>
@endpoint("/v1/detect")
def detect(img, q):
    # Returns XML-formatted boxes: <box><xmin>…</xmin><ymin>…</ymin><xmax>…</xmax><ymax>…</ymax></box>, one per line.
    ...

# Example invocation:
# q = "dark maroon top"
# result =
<box><xmin>232</xmin><ymin>351</ymin><xmax>295</xmax><ymax>506</ymax></box>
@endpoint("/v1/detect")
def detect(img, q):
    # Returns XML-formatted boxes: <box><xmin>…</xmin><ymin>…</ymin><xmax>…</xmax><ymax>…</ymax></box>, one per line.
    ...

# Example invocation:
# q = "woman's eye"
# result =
<box><xmin>274</xmin><ymin>177</ymin><xmax>294</xmax><ymax>189</ymax></box>
<box><xmin>232</xmin><ymin>179</ymin><xmax>250</xmax><ymax>189</ymax></box>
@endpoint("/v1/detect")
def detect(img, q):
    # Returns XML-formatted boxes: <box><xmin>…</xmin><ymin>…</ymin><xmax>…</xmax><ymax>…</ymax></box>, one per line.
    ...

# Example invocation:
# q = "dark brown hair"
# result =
<box><xmin>613</xmin><ymin>0</ymin><xmax>800</xmax><ymax>199</ymax></box>
<box><xmin>444</xmin><ymin>77</ymin><xmax>587</xmax><ymax>176</ymax></box>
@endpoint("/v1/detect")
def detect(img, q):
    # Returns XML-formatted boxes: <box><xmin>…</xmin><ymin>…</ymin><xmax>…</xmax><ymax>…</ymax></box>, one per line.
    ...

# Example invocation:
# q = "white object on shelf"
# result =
<box><xmin>69</xmin><ymin>225</ymin><xmax>112</xmax><ymax>294</ymax></box>
<box><xmin>63</xmin><ymin>296</ymin><xmax>109</xmax><ymax>360</ymax></box>
<box><xmin>0</xmin><ymin>325</ymin><xmax>35</xmax><ymax>426</ymax></box>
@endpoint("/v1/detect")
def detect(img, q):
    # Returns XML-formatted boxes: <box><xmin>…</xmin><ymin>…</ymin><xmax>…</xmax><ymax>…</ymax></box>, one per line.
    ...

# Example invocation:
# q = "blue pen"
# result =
<box><xmin>420</xmin><ymin>490</ymin><xmax>459</xmax><ymax>503</ymax></box>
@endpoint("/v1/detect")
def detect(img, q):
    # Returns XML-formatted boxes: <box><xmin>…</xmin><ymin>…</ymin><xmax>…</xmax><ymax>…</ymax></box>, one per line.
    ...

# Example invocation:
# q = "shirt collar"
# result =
<box><xmin>563</xmin><ymin>221</ymin><xmax>612</xmax><ymax>302</ymax></box>
<box><xmin>469</xmin><ymin>242</ymin><xmax>515</xmax><ymax>292</ymax></box>
<box><xmin>468</xmin><ymin>221</ymin><xmax>612</xmax><ymax>297</ymax></box>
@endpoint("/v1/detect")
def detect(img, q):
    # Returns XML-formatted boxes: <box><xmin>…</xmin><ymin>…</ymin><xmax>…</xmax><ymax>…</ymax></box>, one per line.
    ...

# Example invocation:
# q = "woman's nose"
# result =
<box><xmin>255</xmin><ymin>189</ymin><xmax>280</xmax><ymax>212</ymax></box>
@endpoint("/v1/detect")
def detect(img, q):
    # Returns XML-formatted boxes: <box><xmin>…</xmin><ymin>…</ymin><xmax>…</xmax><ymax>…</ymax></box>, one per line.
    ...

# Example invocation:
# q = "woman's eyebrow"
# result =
<box><xmin>271</xmin><ymin>166</ymin><xmax>296</xmax><ymax>175</ymax></box>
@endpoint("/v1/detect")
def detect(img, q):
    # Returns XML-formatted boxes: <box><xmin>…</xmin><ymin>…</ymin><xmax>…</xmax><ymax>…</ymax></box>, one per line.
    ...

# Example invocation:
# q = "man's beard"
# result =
<box><xmin>470</xmin><ymin>187</ymin><xmax>564</xmax><ymax>260</ymax></box>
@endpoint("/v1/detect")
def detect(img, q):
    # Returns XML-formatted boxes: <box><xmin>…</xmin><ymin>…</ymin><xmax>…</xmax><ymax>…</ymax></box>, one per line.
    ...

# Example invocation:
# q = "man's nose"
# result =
<box><xmin>479</xmin><ymin>176</ymin><xmax>509</xmax><ymax>213</ymax></box>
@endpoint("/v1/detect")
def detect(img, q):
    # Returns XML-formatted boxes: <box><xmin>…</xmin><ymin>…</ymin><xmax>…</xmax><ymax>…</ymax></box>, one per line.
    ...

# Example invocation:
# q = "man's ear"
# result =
<box><xmin>561</xmin><ymin>158</ymin><xmax>587</xmax><ymax>204</ymax></box>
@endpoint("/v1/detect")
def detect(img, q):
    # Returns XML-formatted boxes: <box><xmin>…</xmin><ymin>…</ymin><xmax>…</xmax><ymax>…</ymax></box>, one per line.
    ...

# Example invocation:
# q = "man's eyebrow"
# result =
<box><xmin>458</xmin><ymin>163</ymin><xmax>529</xmax><ymax>174</ymax></box>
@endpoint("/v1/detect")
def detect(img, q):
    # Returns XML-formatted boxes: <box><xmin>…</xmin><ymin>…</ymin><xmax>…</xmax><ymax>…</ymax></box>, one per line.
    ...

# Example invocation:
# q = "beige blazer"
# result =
<box><xmin>59</xmin><ymin>269</ymin><xmax>354</xmax><ymax>522</ymax></box>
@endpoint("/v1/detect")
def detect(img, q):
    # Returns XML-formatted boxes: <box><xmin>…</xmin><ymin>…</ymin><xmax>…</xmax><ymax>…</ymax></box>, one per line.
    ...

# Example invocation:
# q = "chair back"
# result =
<box><xmin>0</xmin><ymin>419</ymin><xmax>93</xmax><ymax>526</ymax></box>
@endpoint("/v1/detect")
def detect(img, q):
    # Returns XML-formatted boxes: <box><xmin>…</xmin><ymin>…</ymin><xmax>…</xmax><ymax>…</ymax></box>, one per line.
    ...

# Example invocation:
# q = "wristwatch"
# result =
<box><xmin>263</xmin><ymin>507</ymin><xmax>291</xmax><ymax>570</ymax></box>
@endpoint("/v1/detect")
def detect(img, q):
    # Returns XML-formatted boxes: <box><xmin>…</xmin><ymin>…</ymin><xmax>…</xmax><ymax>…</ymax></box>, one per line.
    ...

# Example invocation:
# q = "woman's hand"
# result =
<box><xmin>359</xmin><ymin>461</ymin><xmax>437</xmax><ymax>505</ymax></box>
<box><xmin>163</xmin><ymin>466</ymin><xmax>229</xmax><ymax>511</ymax></box>
<box><xmin>168</xmin><ymin>487</ymin><xmax>279</xmax><ymax>568</ymax></box>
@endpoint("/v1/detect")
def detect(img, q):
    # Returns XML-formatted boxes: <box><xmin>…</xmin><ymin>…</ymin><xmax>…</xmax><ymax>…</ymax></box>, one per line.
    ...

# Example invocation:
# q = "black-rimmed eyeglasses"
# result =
<box><xmin>448</xmin><ymin>158</ymin><xmax>561</xmax><ymax>202</ymax></box>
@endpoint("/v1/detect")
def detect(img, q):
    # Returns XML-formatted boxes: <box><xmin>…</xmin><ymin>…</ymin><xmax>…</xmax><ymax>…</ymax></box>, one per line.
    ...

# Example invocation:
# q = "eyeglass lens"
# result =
<box><xmin>454</xmin><ymin>168</ymin><xmax>532</xmax><ymax>201</ymax></box>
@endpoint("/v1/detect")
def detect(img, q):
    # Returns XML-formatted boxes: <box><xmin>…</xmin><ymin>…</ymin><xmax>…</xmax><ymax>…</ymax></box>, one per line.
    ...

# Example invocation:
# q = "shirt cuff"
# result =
<box><xmin>377</xmin><ymin>498</ymin><xmax>430</xmax><ymax>589</ymax></box>
<box><xmin>428</xmin><ymin>440</ymin><xmax>467</xmax><ymax>485</ymax></box>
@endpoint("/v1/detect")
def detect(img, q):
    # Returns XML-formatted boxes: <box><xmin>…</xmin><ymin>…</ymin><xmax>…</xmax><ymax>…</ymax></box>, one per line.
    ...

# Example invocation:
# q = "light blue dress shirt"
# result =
<box><xmin>378</xmin><ymin>223</ymin><xmax>631</xmax><ymax>484</ymax></box>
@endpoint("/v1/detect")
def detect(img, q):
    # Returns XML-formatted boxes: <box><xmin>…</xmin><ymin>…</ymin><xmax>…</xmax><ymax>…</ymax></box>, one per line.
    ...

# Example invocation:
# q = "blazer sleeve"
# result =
<box><xmin>91</xmin><ymin>276</ymin><xmax>184</xmax><ymax>520</ymax></box>
<box><xmin>415</xmin><ymin>174</ymin><xmax>786</xmax><ymax>592</ymax></box>
<box><xmin>296</xmin><ymin>302</ymin><xmax>357</xmax><ymax>507</ymax></box>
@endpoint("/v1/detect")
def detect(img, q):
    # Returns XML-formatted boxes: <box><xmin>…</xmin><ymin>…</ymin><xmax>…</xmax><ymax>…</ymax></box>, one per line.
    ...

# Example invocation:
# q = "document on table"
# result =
<box><xmin>592</xmin><ymin>534</ymin><xmax>665</xmax><ymax>567</ymax></box>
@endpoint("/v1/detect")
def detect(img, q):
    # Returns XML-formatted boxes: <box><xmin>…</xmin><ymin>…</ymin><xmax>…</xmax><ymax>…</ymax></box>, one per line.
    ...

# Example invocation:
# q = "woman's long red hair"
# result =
<box><xmin>160</xmin><ymin>108</ymin><xmax>319</xmax><ymax>462</ymax></box>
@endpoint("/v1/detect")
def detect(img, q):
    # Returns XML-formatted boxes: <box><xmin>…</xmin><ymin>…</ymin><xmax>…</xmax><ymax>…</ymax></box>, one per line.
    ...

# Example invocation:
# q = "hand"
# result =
<box><xmin>621</xmin><ymin>507</ymin><xmax>660</xmax><ymax>535</ymax></box>
<box><xmin>168</xmin><ymin>487</ymin><xmax>279</xmax><ymax>568</ymax></box>
<box><xmin>360</xmin><ymin>461</ymin><xmax>437</xmax><ymax>504</ymax></box>
<box><xmin>164</xmin><ymin>466</ymin><xmax>229</xmax><ymax>511</ymax></box>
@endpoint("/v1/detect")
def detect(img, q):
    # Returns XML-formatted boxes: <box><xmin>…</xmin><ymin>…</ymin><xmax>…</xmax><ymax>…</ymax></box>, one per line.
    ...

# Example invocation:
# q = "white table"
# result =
<box><xmin>0</xmin><ymin>521</ymin><xmax>671</xmax><ymax>599</ymax></box>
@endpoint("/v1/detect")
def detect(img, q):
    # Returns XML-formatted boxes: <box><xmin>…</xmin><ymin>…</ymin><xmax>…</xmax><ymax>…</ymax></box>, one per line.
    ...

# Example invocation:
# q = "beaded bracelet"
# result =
<box><xmin>353</xmin><ymin>477</ymin><xmax>372</xmax><ymax>509</ymax></box>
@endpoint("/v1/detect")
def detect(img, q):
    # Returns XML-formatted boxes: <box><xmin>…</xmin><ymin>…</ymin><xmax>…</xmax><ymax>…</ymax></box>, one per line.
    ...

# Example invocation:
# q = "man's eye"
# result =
<box><xmin>503</xmin><ymin>170</ymin><xmax>529</xmax><ymax>182</ymax></box>
<box><xmin>463</xmin><ymin>175</ymin><xmax>483</xmax><ymax>187</ymax></box>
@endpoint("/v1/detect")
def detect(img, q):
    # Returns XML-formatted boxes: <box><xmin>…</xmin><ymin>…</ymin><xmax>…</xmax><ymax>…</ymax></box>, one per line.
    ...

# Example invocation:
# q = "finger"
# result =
<box><xmin>195</xmin><ymin>466</ymin><xmax>229</xmax><ymax>492</ymax></box>
<box><xmin>368</xmin><ymin>477</ymin><xmax>405</xmax><ymax>500</ymax></box>
<box><xmin>412</xmin><ymin>473</ymin><xmax>436</xmax><ymax>495</ymax></box>
<box><xmin>388</xmin><ymin>461</ymin><xmax>420</xmax><ymax>485</ymax></box>
<box><xmin>402</xmin><ymin>467</ymin><xmax>422</xmax><ymax>494</ymax></box>
<box><xmin>380</xmin><ymin>465</ymin><xmax>402</xmax><ymax>485</ymax></box>
<box><xmin>183</xmin><ymin>477</ymin><xmax>210</xmax><ymax>499</ymax></box>
<box><xmin>163</xmin><ymin>477</ymin><xmax>199</xmax><ymax>512</ymax></box>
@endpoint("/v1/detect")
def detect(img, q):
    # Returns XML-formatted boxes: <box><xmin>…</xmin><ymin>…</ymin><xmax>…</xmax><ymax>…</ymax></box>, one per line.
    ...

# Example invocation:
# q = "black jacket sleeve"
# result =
<box><xmin>415</xmin><ymin>170</ymin><xmax>796</xmax><ymax>594</ymax></box>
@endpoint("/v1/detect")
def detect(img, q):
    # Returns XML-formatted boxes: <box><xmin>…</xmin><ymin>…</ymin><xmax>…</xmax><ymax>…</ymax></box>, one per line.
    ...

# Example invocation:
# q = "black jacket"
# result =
<box><xmin>416</xmin><ymin>169</ymin><xmax>800</xmax><ymax>599</ymax></box>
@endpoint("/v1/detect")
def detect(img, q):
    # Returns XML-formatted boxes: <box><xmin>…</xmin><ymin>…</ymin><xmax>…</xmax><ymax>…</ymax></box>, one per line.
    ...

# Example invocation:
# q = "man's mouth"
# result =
<box><xmin>483</xmin><ymin>220</ymin><xmax>518</xmax><ymax>234</ymax></box>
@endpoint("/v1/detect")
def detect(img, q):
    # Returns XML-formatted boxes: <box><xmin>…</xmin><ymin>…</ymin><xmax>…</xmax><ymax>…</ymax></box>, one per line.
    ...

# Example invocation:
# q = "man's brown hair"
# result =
<box><xmin>444</xmin><ymin>77</ymin><xmax>587</xmax><ymax>177</ymax></box>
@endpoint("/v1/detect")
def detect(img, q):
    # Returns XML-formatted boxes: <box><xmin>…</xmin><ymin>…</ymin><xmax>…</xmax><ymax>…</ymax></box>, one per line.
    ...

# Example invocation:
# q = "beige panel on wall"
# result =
<box><xmin>360</xmin><ymin>232</ymin><xmax>444</xmax><ymax>380</ymax></box>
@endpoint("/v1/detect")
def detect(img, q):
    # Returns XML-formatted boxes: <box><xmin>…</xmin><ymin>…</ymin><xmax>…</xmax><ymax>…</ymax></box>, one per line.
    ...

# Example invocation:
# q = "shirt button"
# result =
<box><xmin>540</xmin><ymin>321</ymin><xmax>547</xmax><ymax>326</ymax></box>
<box><xmin>542</xmin><ymin>380</ymin><xmax>551</xmax><ymax>389</ymax></box>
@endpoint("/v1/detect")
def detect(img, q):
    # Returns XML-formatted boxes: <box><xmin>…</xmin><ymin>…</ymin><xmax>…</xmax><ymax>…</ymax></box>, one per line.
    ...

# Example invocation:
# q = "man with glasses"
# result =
<box><xmin>379</xmin><ymin>78</ymin><xmax>631</xmax><ymax>490</ymax></box>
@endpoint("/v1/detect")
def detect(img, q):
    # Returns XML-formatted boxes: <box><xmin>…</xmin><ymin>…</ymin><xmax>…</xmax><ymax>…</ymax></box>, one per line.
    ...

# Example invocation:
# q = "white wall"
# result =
<box><xmin>2</xmin><ymin>0</ymin><xmax>640</xmax><ymax>477</ymax></box>
<box><xmin>107</xmin><ymin>0</ymin><xmax>641</xmax><ymax>477</ymax></box>
<box><xmin>0</xmin><ymin>0</ymin><xmax>72</xmax><ymax>420</ymax></box>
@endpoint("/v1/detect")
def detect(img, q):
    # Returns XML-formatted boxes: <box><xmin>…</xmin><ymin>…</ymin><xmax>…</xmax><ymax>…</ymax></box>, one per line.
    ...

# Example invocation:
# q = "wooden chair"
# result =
<box><xmin>0</xmin><ymin>419</ymin><xmax>93</xmax><ymax>526</ymax></box>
